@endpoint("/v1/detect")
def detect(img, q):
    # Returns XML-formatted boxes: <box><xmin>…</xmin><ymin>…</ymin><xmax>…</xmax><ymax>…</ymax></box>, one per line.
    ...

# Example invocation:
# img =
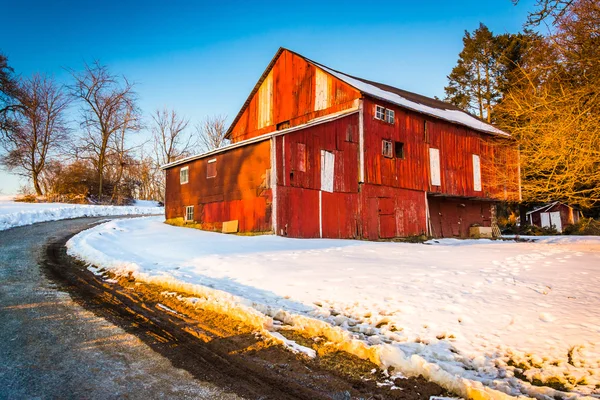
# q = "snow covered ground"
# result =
<box><xmin>67</xmin><ymin>217</ymin><xmax>600</xmax><ymax>399</ymax></box>
<box><xmin>0</xmin><ymin>200</ymin><xmax>163</xmax><ymax>231</ymax></box>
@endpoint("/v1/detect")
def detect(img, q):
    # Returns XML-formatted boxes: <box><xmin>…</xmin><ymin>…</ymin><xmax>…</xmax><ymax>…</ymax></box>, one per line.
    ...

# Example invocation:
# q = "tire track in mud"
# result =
<box><xmin>42</xmin><ymin>229</ymin><xmax>449</xmax><ymax>400</ymax></box>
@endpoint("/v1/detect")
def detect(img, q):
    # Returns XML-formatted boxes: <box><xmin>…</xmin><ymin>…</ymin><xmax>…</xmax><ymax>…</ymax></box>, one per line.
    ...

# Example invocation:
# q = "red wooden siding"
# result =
<box><xmin>165</xmin><ymin>140</ymin><xmax>272</xmax><ymax>232</ymax></box>
<box><xmin>275</xmin><ymin>113</ymin><xmax>427</xmax><ymax>239</ymax></box>
<box><xmin>229</xmin><ymin>49</ymin><xmax>361</xmax><ymax>143</ymax></box>
<box><xmin>362</xmin><ymin>98</ymin><xmax>519</xmax><ymax>202</ymax></box>
<box><xmin>275</xmin><ymin>114</ymin><xmax>361</xmax><ymax>238</ymax></box>
<box><xmin>360</xmin><ymin>185</ymin><xmax>428</xmax><ymax>240</ymax></box>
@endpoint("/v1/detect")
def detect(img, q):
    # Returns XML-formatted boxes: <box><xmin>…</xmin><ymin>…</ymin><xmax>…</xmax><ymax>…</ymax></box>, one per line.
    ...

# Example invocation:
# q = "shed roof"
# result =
<box><xmin>225</xmin><ymin>47</ymin><xmax>509</xmax><ymax>139</ymax></box>
<box><xmin>525</xmin><ymin>201</ymin><xmax>579</xmax><ymax>215</ymax></box>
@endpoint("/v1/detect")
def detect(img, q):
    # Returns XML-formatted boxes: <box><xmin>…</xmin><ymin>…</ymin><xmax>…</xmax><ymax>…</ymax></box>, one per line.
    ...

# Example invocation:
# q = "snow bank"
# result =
<box><xmin>0</xmin><ymin>201</ymin><xmax>163</xmax><ymax>231</ymax></box>
<box><xmin>67</xmin><ymin>217</ymin><xmax>600</xmax><ymax>399</ymax></box>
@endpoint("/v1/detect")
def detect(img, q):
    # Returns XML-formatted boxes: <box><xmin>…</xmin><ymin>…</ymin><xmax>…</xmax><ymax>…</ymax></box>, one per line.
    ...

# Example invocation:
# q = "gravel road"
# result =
<box><xmin>0</xmin><ymin>217</ymin><xmax>241</xmax><ymax>400</ymax></box>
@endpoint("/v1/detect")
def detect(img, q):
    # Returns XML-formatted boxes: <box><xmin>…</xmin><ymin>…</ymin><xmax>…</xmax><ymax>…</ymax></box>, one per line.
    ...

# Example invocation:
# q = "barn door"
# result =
<box><xmin>550</xmin><ymin>211</ymin><xmax>562</xmax><ymax>232</ymax></box>
<box><xmin>320</xmin><ymin>150</ymin><xmax>334</xmax><ymax>193</ymax></box>
<box><xmin>378</xmin><ymin>197</ymin><xmax>396</xmax><ymax>239</ymax></box>
<box><xmin>540</xmin><ymin>212</ymin><xmax>551</xmax><ymax>228</ymax></box>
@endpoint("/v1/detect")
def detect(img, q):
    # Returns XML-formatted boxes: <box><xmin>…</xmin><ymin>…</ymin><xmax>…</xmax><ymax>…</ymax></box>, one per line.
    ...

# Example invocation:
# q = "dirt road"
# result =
<box><xmin>1</xmin><ymin>217</ymin><xmax>448</xmax><ymax>399</ymax></box>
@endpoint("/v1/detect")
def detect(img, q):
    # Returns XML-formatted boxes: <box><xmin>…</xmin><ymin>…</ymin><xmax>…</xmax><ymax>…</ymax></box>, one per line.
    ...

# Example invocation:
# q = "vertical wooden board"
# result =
<box><xmin>320</xmin><ymin>150</ymin><xmax>335</xmax><ymax>193</ymax></box>
<box><xmin>379</xmin><ymin>214</ymin><xmax>396</xmax><ymax>239</ymax></box>
<box><xmin>366</xmin><ymin>197</ymin><xmax>379</xmax><ymax>241</ymax></box>
<box><xmin>429</xmin><ymin>148</ymin><xmax>441</xmax><ymax>186</ymax></box>
<box><xmin>314</xmin><ymin>68</ymin><xmax>329</xmax><ymax>111</ymax></box>
<box><xmin>257</xmin><ymin>71</ymin><xmax>273</xmax><ymax>129</ymax></box>
<box><xmin>473</xmin><ymin>154</ymin><xmax>482</xmax><ymax>192</ymax></box>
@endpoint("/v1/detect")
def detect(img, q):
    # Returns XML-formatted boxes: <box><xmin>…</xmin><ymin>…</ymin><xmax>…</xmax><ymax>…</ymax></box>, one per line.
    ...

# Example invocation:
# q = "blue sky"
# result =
<box><xmin>0</xmin><ymin>0</ymin><xmax>535</xmax><ymax>195</ymax></box>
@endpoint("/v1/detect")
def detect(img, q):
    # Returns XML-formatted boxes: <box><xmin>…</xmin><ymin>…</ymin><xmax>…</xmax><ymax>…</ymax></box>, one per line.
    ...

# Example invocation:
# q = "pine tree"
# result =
<box><xmin>444</xmin><ymin>24</ymin><xmax>535</xmax><ymax>123</ymax></box>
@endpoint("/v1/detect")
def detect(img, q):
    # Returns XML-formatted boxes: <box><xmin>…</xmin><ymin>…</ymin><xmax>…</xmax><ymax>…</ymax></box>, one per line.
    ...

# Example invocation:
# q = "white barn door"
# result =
<box><xmin>320</xmin><ymin>150</ymin><xmax>334</xmax><ymax>193</ymax></box>
<box><xmin>540</xmin><ymin>212</ymin><xmax>551</xmax><ymax>229</ymax></box>
<box><xmin>550</xmin><ymin>211</ymin><xmax>562</xmax><ymax>232</ymax></box>
<box><xmin>429</xmin><ymin>148</ymin><xmax>441</xmax><ymax>186</ymax></box>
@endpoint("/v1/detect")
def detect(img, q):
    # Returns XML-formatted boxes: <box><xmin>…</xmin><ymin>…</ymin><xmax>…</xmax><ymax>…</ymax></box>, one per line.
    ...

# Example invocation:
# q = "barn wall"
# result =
<box><xmin>428</xmin><ymin>197</ymin><xmax>493</xmax><ymax>238</ymax></box>
<box><xmin>275</xmin><ymin>114</ymin><xmax>361</xmax><ymax>239</ymax></box>
<box><xmin>274</xmin><ymin>113</ymin><xmax>427</xmax><ymax>239</ymax></box>
<box><xmin>362</xmin><ymin>98</ymin><xmax>519</xmax><ymax>201</ymax></box>
<box><xmin>229</xmin><ymin>50</ymin><xmax>361</xmax><ymax>143</ymax></box>
<box><xmin>360</xmin><ymin>185</ymin><xmax>428</xmax><ymax>240</ymax></box>
<box><xmin>164</xmin><ymin>140</ymin><xmax>272</xmax><ymax>232</ymax></box>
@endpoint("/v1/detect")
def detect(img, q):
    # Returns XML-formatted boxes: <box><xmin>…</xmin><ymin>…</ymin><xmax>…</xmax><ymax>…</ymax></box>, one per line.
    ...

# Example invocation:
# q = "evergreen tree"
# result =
<box><xmin>0</xmin><ymin>53</ymin><xmax>22</xmax><ymax>133</ymax></box>
<box><xmin>444</xmin><ymin>25</ymin><xmax>535</xmax><ymax>123</ymax></box>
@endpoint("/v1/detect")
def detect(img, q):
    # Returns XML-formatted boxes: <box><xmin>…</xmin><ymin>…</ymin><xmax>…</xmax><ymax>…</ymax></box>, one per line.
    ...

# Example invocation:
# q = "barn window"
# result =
<box><xmin>207</xmin><ymin>158</ymin><xmax>216</xmax><ymax>178</ymax></box>
<box><xmin>180</xmin><ymin>166</ymin><xmax>189</xmax><ymax>185</ymax></box>
<box><xmin>375</xmin><ymin>105</ymin><xmax>394</xmax><ymax>124</ymax></box>
<box><xmin>375</xmin><ymin>105</ymin><xmax>386</xmax><ymax>120</ymax></box>
<box><xmin>395</xmin><ymin>142</ymin><xmax>405</xmax><ymax>159</ymax></box>
<box><xmin>385</xmin><ymin>109</ymin><xmax>395</xmax><ymax>124</ymax></box>
<box><xmin>382</xmin><ymin>140</ymin><xmax>393</xmax><ymax>158</ymax></box>
<box><xmin>277</xmin><ymin>120</ymin><xmax>290</xmax><ymax>130</ymax></box>
<box><xmin>473</xmin><ymin>154</ymin><xmax>482</xmax><ymax>191</ymax></box>
<box><xmin>184</xmin><ymin>206</ymin><xmax>194</xmax><ymax>222</ymax></box>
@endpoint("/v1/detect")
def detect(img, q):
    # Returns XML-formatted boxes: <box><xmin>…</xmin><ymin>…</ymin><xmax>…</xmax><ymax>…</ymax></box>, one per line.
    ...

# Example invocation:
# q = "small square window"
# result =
<box><xmin>382</xmin><ymin>140</ymin><xmax>393</xmax><ymax>158</ymax></box>
<box><xmin>207</xmin><ymin>158</ymin><xmax>216</xmax><ymax>178</ymax></box>
<box><xmin>184</xmin><ymin>205</ymin><xmax>194</xmax><ymax>222</ymax></box>
<box><xmin>180</xmin><ymin>166</ymin><xmax>189</xmax><ymax>185</ymax></box>
<box><xmin>277</xmin><ymin>120</ymin><xmax>290</xmax><ymax>130</ymax></box>
<box><xmin>395</xmin><ymin>142</ymin><xmax>405</xmax><ymax>159</ymax></box>
<box><xmin>385</xmin><ymin>109</ymin><xmax>395</xmax><ymax>124</ymax></box>
<box><xmin>375</xmin><ymin>105</ymin><xmax>386</xmax><ymax>120</ymax></box>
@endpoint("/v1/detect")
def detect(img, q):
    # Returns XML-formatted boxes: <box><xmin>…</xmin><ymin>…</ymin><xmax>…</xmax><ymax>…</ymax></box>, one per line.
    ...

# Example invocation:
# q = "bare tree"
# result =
<box><xmin>0</xmin><ymin>74</ymin><xmax>70</xmax><ymax>195</ymax></box>
<box><xmin>149</xmin><ymin>108</ymin><xmax>196</xmax><ymax>201</ymax></box>
<box><xmin>151</xmin><ymin>108</ymin><xmax>194</xmax><ymax>165</ymax></box>
<box><xmin>197</xmin><ymin>115</ymin><xmax>229</xmax><ymax>152</ymax></box>
<box><xmin>513</xmin><ymin>0</ymin><xmax>575</xmax><ymax>26</ymax></box>
<box><xmin>70</xmin><ymin>62</ymin><xmax>141</xmax><ymax>200</ymax></box>
<box><xmin>108</xmin><ymin>106</ymin><xmax>142</xmax><ymax>204</ymax></box>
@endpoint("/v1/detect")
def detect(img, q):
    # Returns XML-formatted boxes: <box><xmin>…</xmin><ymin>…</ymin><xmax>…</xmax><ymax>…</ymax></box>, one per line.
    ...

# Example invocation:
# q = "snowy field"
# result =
<box><xmin>0</xmin><ymin>199</ymin><xmax>163</xmax><ymax>231</ymax></box>
<box><xmin>67</xmin><ymin>216</ymin><xmax>600</xmax><ymax>399</ymax></box>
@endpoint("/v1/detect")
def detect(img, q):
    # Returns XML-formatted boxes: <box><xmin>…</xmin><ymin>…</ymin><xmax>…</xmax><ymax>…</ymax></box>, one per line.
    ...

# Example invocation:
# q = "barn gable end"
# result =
<box><xmin>226</xmin><ymin>48</ymin><xmax>361</xmax><ymax>143</ymax></box>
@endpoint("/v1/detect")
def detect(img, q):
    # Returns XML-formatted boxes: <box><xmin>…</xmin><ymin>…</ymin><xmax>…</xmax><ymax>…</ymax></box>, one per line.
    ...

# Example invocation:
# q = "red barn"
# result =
<box><xmin>526</xmin><ymin>202</ymin><xmax>582</xmax><ymax>233</ymax></box>
<box><xmin>162</xmin><ymin>48</ymin><xmax>520</xmax><ymax>239</ymax></box>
